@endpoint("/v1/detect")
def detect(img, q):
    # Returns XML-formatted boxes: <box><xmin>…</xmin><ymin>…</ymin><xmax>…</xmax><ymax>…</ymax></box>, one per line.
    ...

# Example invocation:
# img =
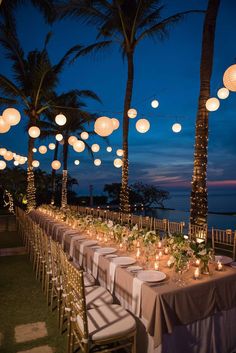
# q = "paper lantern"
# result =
<box><xmin>106</xmin><ymin>146</ymin><xmax>112</xmax><ymax>152</ymax></box>
<box><xmin>32</xmin><ymin>160</ymin><xmax>40</xmax><ymax>168</ymax></box>
<box><xmin>51</xmin><ymin>160</ymin><xmax>61</xmax><ymax>170</ymax></box>
<box><xmin>94</xmin><ymin>159</ymin><xmax>101</xmax><ymax>166</ymax></box>
<box><xmin>4</xmin><ymin>151</ymin><xmax>13</xmax><ymax>161</ymax></box>
<box><xmin>73</xmin><ymin>140</ymin><xmax>85</xmax><ymax>152</ymax></box>
<box><xmin>151</xmin><ymin>100</ymin><xmax>159</xmax><ymax>108</ymax></box>
<box><xmin>111</xmin><ymin>118</ymin><xmax>120</xmax><ymax>130</ymax></box>
<box><xmin>19</xmin><ymin>157</ymin><xmax>26</xmax><ymax>164</ymax></box>
<box><xmin>205</xmin><ymin>97</ymin><xmax>220</xmax><ymax>112</ymax></box>
<box><xmin>114</xmin><ymin>158</ymin><xmax>123</xmax><ymax>168</ymax></box>
<box><xmin>74</xmin><ymin>160</ymin><xmax>80</xmax><ymax>165</ymax></box>
<box><xmin>14</xmin><ymin>161</ymin><xmax>19</xmax><ymax>166</ymax></box>
<box><xmin>127</xmin><ymin>108</ymin><xmax>137</xmax><ymax>119</ymax></box>
<box><xmin>0</xmin><ymin>160</ymin><xmax>6</xmax><ymax>170</ymax></box>
<box><xmin>217</xmin><ymin>87</ymin><xmax>229</xmax><ymax>99</ymax></box>
<box><xmin>32</xmin><ymin>148</ymin><xmax>37</xmax><ymax>153</ymax></box>
<box><xmin>0</xmin><ymin>116</ymin><xmax>11</xmax><ymax>133</ymax></box>
<box><xmin>94</xmin><ymin>116</ymin><xmax>114</xmax><ymax>137</ymax></box>
<box><xmin>223</xmin><ymin>64</ymin><xmax>236</xmax><ymax>92</ymax></box>
<box><xmin>172</xmin><ymin>123</ymin><xmax>182</xmax><ymax>133</ymax></box>
<box><xmin>55</xmin><ymin>133</ymin><xmax>63</xmax><ymax>141</ymax></box>
<box><xmin>14</xmin><ymin>154</ymin><xmax>20</xmax><ymax>161</ymax></box>
<box><xmin>39</xmin><ymin>145</ymin><xmax>47</xmax><ymax>154</ymax></box>
<box><xmin>91</xmin><ymin>144</ymin><xmax>100</xmax><ymax>153</ymax></box>
<box><xmin>0</xmin><ymin>148</ymin><xmax>7</xmax><ymax>156</ymax></box>
<box><xmin>24</xmin><ymin>157</ymin><xmax>27</xmax><ymax>162</ymax></box>
<box><xmin>55</xmin><ymin>113</ymin><xmax>67</xmax><ymax>126</ymax></box>
<box><xmin>28</xmin><ymin>126</ymin><xmax>40</xmax><ymax>138</ymax></box>
<box><xmin>48</xmin><ymin>143</ymin><xmax>56</xmax><ymax>150</ymax></box>
<box><xmin>136</xmin><ymin>119</ymin><xmax>150</xmax><ymax>133</ymax></box>
<box><xmin>116</xmin><ymin>149</ymin><xmax>123</xmax><ymax>157</ymax></box>
<box><xmin>68</xmin><ymin>136</ymin><xmax>77</xmax><ymax>145</ymax></box>
<box><xmin>2</xmin><ymin>108</ymin><xmax>21</xmax><ymax>126</ymax></box>
<box><xmin>80</xmin><ymin>132</ymin><xmax>89</xmax><ymax>140</ymax></box>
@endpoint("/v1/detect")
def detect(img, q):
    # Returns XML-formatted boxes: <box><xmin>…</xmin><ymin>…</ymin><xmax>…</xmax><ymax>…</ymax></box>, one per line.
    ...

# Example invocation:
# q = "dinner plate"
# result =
<box><xmin>111</xmin><ymin>256</ymin><xmax>136</xmax><ymax>266</ymax></box>
<box><xmin>214</xmin><ymin>255</ymin><xmax>233</xmax><ymax>265</ymax></box>
<box><xmin>137</xmin><ymin>270</ymin><xmax>166</xmax><ymax>282</ymax></box>
<box><xmin>81</xmin><ymin>240</ymin><xmax>98</xmax><ymax>247</ymax></box>
<box><xmin>126</xmin><ymin>265</ymin><xmax>143</xmax><ymax>272</ymax></box>
<box><xmin>230</xmin><ymin>261</ymin><xmax>236</xmax><ymax>269</ymax></box>
<box><xmin>95</xmin><ymin>247</ymin><xmax>117</xmax><ymax>255</ymax></box>
<box><xmin>105</xmin><ymin>254</ymin><xmax>118</xmax><ymax>259</ymax></box>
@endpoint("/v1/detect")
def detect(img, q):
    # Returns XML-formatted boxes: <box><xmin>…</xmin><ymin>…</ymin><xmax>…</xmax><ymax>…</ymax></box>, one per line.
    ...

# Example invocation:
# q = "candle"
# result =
<box><xmin>155</xmin><ymin>254</ymin><xmax>159</xmax><ymax>261</ymax></box>
<box><xmin>158</xmin><ymin>251</ymin><xmax>163</xmax><ymax>258</ymax></box>
<box><xmin>217</xmin><ymin>261</ymin><xmax>223</xmax><ymax>271</ymax></box>
<box><xmin>164</xmin><ymin>247</ymin><xmax>169</xmax><ymax>255</ymax></box>
<box><xmin>194</xmin><ymin>268</ymin><xmax>200</xmax><ymax>279</ymax></box>
<box><xmin>137</xmin><ymin>241</ymin><xmax>140</xmax><ymax>248</ymax></box>
<box><xmin>167</xmin><ymin>259</ymin><xmax>172</xmax><ymax>268</ymax></box>
<box><xmin>136</xmin><ymin>248</ymin><xmax>141</xmax><ymax>259</ymax></box>
<box><xmin>195</xmin><ymin>259</ymin><xmax>200</xmax><ymax>267</ymax></box>
<box><xmin>154</xmin><ymin>261</ymin><xmax>159</xmax><ymax>271</ymax></box>
<box><xmin>119</xmin><ymin>243</ymin><xmax>123</xmax><ymax>249</ymax></box>
<box><xmin>157</xmin><ymin>241</ymin><xmax>162</xmax><ymax>249</ymax></box>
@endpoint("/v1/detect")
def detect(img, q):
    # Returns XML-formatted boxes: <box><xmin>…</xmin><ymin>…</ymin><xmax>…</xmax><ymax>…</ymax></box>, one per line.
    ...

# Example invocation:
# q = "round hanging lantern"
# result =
<box><xmin>172</xmin><ymin>123</ymin><xmax>182</xmax><ymax>133</ymax></box>
<box><xmin>14</xmin><ymin>154</ymin><xmax>21</xmax><ymax>161</ymax></box>
<box><xmin>19</xmin><ymin>157</ymin><xmax>26</xmax><ymax>164</ymax></box>
<box><xmin>91</xmin><ymin>144</ymin><xmax>100</xmax><ymax>153</ymax></box>
<box><xmin>55</xmin><ymin>113</ymin><xmax>67</xmax><ymax>126</ymax></box>
<box><xmin>55</xmin><ymin>133</ymin><xmax>63</xmax><ymax>142</ymax></box>
<box><xmin>136</xmin><ymin>118</ymin><xmax>150</xmax><ymax>133</ymax></box>
<box><xmin>73</xmin><ymin>140</ymin><xmax>85</xmax><ymax>153</ymax></box>
<box><xmin>48</xmin><ymin>143</ymin><xmax>56</xmax><ymax>150</ymax></box>
<box><xmin>0</xmin><ymin>160</ymin><xmax>6</xmax><ymax>170</ymax></box>
<box><xmin>111</xmin><ymin>118</ymin><xmax>120</xmax><ymax>130</ymax></box>
<box><xmin>94</xmin><ymin>158</ymin><xmax>101</xmax><ymax>166</ymax></box>
<box><xmin>74</xmin><ymin>160</ymin><xmax>80</xmax><ymax>165</ymax></box>
<box><xmin>94</xmin><ymin>116</ymin><xmax>114</xmax><ymax>137</ymax></box>
<box><xmin>106</xmin><ymin>146</ymin><xmax>112</xmax><ymax>152</ymax></box>
<box><xmin>223</xmin><ymin>64</ymin><xmax>236</xmax><ymax>92</ymax></box>
<box><xmin>28</xmin><ymin>126</ymin><xmax>40</xmax><ymax>138</ymax></box>
<box><xmin>114</xmin><ymin>158</ymin><xmax>123</xmax><ymax>168</ymax></box>
<box><xmin>4</xmin><ymin>151</ymin><xmax>13</xmax><ymax>161</ymax></box>
<box><xmin>68</xmin><ymin>136</ymin><xmax>77</xmax><ymax>145</ymax></box>
<box><xmin>217</xmin><ymin>87</ymin><xmax>229</xmax><ymax>99</ymax></box>
<box><xmin>39</xmin><ymin>145</ymin><xmax>47</xmax><ymax>154</ymax></box>
<box><xmin>32</xmin><ymin>160</ymin><xmax>40</xmax><ymax>168</ymax></box>
<box><xmin>32</xmin><ymin>148</ymin><xmax>37</xmax><ymax>153</ymax></box>
<box><xmin>14</xmin><ymin>160</ymin><xmax>19</xmax><ymax>166</ymax></box>
<box><xmin>127</xmin><ymin>108</ymin><xmax>137</xmax><ymax>119</ymax></box>
<box><xmin>116</xmin><ymin>149</ymin><xmax>123</xmax><ymax>157</ymax></box>
<box><xmin>51</xmin><ymin>160</ymin><xmax>61</xmax><ymax>170</ymax></box>
<box><xmin>0</xmin><ymin>116</ymin><xmax>11</xmax><ymax>133</ymax></box>
<box><xmin>24</xmin><ymin>157</ymin><xmax>27</xmax><ymax>162</ymax></box>
<box><xmin>2</xmin><ymin>108</ymin><xmax>21</xmax><ymax>126</ymax></box>
<box><xmin>80</xmin><ymin>132</ymin><xmax>89</xmax><ymax>140</ymax></box>
<box><xmin>0</xmin><ymin>148</ymin><xmax>7</xmax><ymax>156</ymax></box>
<box><xmin>205</xmin><ymin>97</ymin><xmax>220</xmax><ymax>112</ymax></box>
<box><xmin>151</xmin><ymin>100</ymin><xmax>159</xmax><ymax>108</ymax></box>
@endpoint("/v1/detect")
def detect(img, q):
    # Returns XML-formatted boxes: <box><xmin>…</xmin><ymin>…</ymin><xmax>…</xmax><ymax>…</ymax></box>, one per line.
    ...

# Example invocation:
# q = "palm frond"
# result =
<box><xmin>0</xmin><ymin>96</ymin><xmax>18</xmax><ymax>105</ymax></box>
<box><xmin>0</xmin><ymin>74</ymin><xmax>29</xmax><ymax>107</ymax></box>
<box><xmin>71</xmin><ymin>40</ymin><xmax>112</xmax><ymax>63</ymax></box>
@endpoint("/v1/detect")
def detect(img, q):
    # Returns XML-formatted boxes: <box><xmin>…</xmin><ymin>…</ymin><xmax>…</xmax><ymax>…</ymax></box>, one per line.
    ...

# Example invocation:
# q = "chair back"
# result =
<box><xmin>212</xmin><ymin>228</ymin><xmax>236</xmax><ymax>260</ymax></box>
<box><xmin>168</xmin><ymin>221</ymin><xmax>185</xmax><ymax>235</ymax></box>
<box><xmin>188</xmin><ymin>224</ymin><xmax>208</xmax><ymax>242</ymax></box>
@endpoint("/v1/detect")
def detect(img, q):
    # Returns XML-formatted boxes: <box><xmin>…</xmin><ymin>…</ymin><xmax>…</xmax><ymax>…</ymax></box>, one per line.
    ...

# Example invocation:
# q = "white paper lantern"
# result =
<box><xmin>73</xmin><ymin>140</ymin><xmax>85</xmax><ymax>153</ymax></box>
<box><xmin>94</xmin><ymin>158</ymin><xmax>101</xmax><ymax>166</ymax></box>
<box><xmin>4</xmin><ymin>151</ymin><xmax>13</xmax><ymax>161</ymax></box>
<box><xmin>114</xmin><ymin>158</ymin><xmax>123</xmax><ymax>168</ymax></box>
<box><xmin>205</xmin><ymin>97</ymin><xmax>220</xmax><ymax>112</ymax></box>
<box><xmin>0</xmin><ymin>160</ymin><xmax>6</xmax><ymax>170</ymax></box>
<box><xmin>0</xmin><ymin>148</ymin><xmax>7</xmax><ymax>156</ymax></box>
<box><xmin>2</xmin><ymin>108</ymin><xmax>21</xmax><ymax>126</ymax></box>
<box><xmin>48</xmin><ymin>143</ymin><xmax>56</xmax><ymax>150</ymax></box>
<box><xmin>172</xmin><ymin>123</ymin><xmax>182</xmax><ymax>133</ymax></box>
<box><xmin>94</xmin><ymin>116</ymin><xmax>114</xmax><ymax>137</ymax></box>
<box><xmin>28</xmin><ymin>126</ymin><xmax>40</xmax><ymax>138</ymax></box>
<box><xmin>19</xmin><ymin>157</ymin><xmax>26</xmax><ymax>165</ymax></box>
<box><xmin>55</xmin><ymin>113</ymin><xmax>67</xmax><ymax>126</ymax></box>
<box><xmin>223</xmin><ymin>64</ymin><xmax>236</xmax><ymax>92</ymax></box>
<box><xmin>14</xmin><ymin>160</ymin><xmax>19</xmax><ymax>166</ymax></box>
<box><xmin>14</xmin><ymin>154</ymin><xmax>20</xmax><ymax>161</ymax></box>
<box><xmin>24</xmin><ymin>157</ymin><xmax>27</xmax><ymax>162</ymax></box>
<box><xmin>55</xmin><ymin>133</ymin><xmax>63</xmax><ymax>142</ymax></box>
<box><xmin>80</xmin><ymin>132</ymin><xmax>89</xmax><ymax>140</ymax></box>
<box><xmin>111</xmin><ymin>118</ymin><xmax>120</xmax><ymax>130</ymax></box>
<box><xmin>136</xmin><ymin>118</ymin><xmax>150</xmax><ymax>133</ymax></box>
<box><xmin>51</xmin><ymin>160</ymin><xmax>61</xmax><ymax>170</ymax></box>
<box><xmin>68</xmin><ymin>135</ymin><xmax>77</xmax><ymax>145</ymax></box>
<box><xmin>32</xmin><ymin>148</ymin><xmax>37</xmax><ymax>153</ymax></box>
<box><xmin>74</xmin><ymin>160</ymin><xmax>80</xmax><ymax>165</ymax></box>
<box><xmin>32</xmin><ymin>160</ymin><xmax>40</xmax><ymax>168</ymax></box>
<box><xmin>39</xmin><ymin>145</ymin><xmax>47</xmax><ymax>154</ymax></box>
<box><xmin>106</xmin><ymin>146</ymin><xmax>112</xmax><ymax>152</ymax></box>
<box><xmin>91</xmin><ymin>143</ymin><xmax>100</xmax><ymax>153</ymax></box>
<box><xmin>0</xmin><ymin>116</ymin><xmax>11</xmax><ymax>133</ymax></box>
<box><xmin>116</xmin><ymin>149</ymin><xmax>123</xmax><ymax>157</ymax></box>
<box><xmin>127</xmin><ymin>108</ymin><xmax>137</xmax><ymax>119</ymax></box>
<box><xmin>217</xmin><ymin>87</ymin><xmax>229</xmax><ymax>99</ymax></box>
<box><xmin>151</xmin><ymin>100</ymin><xmax>159</xmax><ymax>108</ymax></box>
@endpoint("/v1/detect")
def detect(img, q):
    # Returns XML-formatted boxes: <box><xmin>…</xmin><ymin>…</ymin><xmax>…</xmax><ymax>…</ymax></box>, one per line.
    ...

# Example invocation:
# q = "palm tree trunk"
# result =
<box><xmin>190</xmin><ymin>0</ymin><xmax>220</xmax><ymax>226</ymax></box>
<box><xmin>26</xmin><ymin>114</ymin><xmax>37</xmax><ymax>212</ymax></box>
<box><xmin>61</xmin><ymin>137</ymin><xmax>68</xmax><ymax>208</ymax></box>
<box><xmin>51</xmin><ymin>141</ymin><xmax>59</xmax><ymax>205</ymax></box>
<box><xmin>120</xmin><ymin>51</ymin><xmax>134</xmax><ymax>213</ymax></box>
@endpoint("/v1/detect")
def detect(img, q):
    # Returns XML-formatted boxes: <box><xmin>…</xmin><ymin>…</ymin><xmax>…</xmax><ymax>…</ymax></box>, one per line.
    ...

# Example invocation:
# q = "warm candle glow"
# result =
<box><xmin>194</xmin><ymin>268</ymin><xmax>200</xmax><ymax>279</ymax></box>
<box><xmin>195</xmin><ymin>259</ymin><xmax>200</xmax><ymax>267</ymax></box>
<box><xmin>217</xmin><ymin>261</ymin><xmax>223</xmax><ymax>271</ymax></box>
<box><xmin>154</xmin><ymin>261</ymin><xmax>159</xmax><ymax>271</ymax></box>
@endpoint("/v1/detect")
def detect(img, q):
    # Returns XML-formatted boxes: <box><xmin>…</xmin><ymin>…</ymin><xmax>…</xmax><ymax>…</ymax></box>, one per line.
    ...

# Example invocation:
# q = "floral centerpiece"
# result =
<box><xmin>113</xmin><ymin>223</ymin><xmax>127</xmax><ymax>244</ymax></box>
<box><xmin>167</xmin><ymin>234</ymin><xmax>193</xmax><ymax>273</ymax></box>
<box><xmin>124</xmin><ymin>225</ymin><xmax>143</xmax><ymax>251</ymax></box>
<box><xmin>142</xmin><ymin>230</ymin><xmax>159</xmax><ymax>264</ymax></box>
<box><xmin>190</xmin><ymin>241</ymin><xmax>213</xmax><ymax>274</ymax></box>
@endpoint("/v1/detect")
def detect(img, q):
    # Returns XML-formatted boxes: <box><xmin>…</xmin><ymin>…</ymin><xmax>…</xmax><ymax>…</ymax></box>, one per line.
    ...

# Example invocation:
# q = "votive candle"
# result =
<box><xmin>194</xmin><ymin>268</ymin><xmax>200</xmax><ymax>279</ymax></box>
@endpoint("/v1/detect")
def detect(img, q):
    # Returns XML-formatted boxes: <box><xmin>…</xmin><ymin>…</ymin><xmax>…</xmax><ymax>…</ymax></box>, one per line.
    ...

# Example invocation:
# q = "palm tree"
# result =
<box><xmin>59</xmin><ymin>0</ymin><xmax>203</xmax><ymax>213</ymax></box>
<box><xmin>0</xmin><ymin>25</ymin><xmax>77</xmax><ymax>212</ymax></box>
<box><xmin>190</xmin><ymin>0</ymin><xmax>220</xmax><ymax>227</ymax></box>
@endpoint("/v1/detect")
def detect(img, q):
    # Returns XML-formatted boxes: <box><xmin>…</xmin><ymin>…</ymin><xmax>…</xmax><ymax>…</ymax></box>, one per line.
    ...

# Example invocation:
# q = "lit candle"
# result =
<box><xmin>119</xmin><ymin>243</ymin><xmax>123</xmax><ymax>249</ymax></box>
<box><xmin>157</xmin><ymin>241</ymin><xmax>162</xmax><ymax>249</ymax></box>
<box><xmin>136</xmin><ymin>248</ymin><xmax>141</xmax><ymax>259</ymax></box>
<box><xmin>217</xmin><ymin>261</ymin><xmax>223</xmax><ymax>271</ymax></box>
<box><xmin>137</xmin><ymin>241</ymin><xmax>140</xmax><ymax>248</ymax></box>
<box><xmin>194</xmin><ymin>268</ymin><xmax>200</xmax><ymax>279</ymax></box>
<box><xmin>195</xmin><ymin>259</ymin><xmax>200</xmax><ymax>267</ymax></box>
<box><xmin>164</xmin><ymin>247</ymin><xmax>169</xmax><ymax>255</ymax></box>
<box><xmin>155</xmin><ymin>254</ymin><xmax>159</xmax><ymax>261</ymax></box>
<box><xmin>154</xmin><ymin>261</ymin><xmax>159</xmax><ymax>271</ymax></box>
<box><xmin>158</xmin><ymin>251</ymin><xmax>163</xmax><ymax>258</ymax></box>
<box><xmin>167</xmin><ymin>259</ymin><xmax>172</xmax><ymax>268</ymax></box>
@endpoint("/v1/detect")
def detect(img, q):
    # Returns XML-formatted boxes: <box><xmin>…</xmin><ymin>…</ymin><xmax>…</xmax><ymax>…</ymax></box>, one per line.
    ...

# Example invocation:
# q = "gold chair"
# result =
<box><xmin>168</xmin><ymin>221</ymin><xmax>185</xmax><ymax>235</ymax></box>
<box><xmin>212</xmin><ymin>228</ymin><xmax>236</xmax><ymax>260</ymax></box>
<box><xmin>188</xmin><ymin>223</ymin><xmax>208</xmax><ymax>243</ymax></box>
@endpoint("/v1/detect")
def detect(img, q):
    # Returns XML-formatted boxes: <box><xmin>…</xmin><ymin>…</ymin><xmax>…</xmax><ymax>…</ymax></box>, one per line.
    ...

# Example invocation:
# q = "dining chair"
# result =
<box><xmin>188</xmin><ymin>223</ymin><xmax>208</xmax><ymax>243</ymax></box>
<box><xmin>212</xmin><ymin>228</ymin><xmax>236</xmax><ymax>260</ymax></box>
<box><xmin>168</xmin><ymin>221</ymin><xmax>185</xmax><ymax>236</ymax></box>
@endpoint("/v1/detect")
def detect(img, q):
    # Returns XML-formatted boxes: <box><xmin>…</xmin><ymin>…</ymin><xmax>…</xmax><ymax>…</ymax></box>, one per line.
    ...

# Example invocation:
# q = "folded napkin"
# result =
<box><xmin>132</xmin><ymin>277</ymin><xmax>143</xmax><ymax>317</ymax></box>
<box><xmin>109</xmin><ymin>261</ymin><xmax>118</xmax><ymax>293</ymax></box>
<box><xmin>78</xmin><ymin>241</ymin><xmax>97</xmax><ymax>266</ymax></box>
<box><xmin>61</xmin><ymin>230</ymin><xmax>81</xmax><ymax>248</ymax></box>
<box><xmin>70</xmin><ymin>235</ymin><xmax>86</xmax><ymax>257</ymax></box>
<box><xmin>92</xmin><ymin>251</ymin><xmax>102</xmax><ymax>279</ymax></box>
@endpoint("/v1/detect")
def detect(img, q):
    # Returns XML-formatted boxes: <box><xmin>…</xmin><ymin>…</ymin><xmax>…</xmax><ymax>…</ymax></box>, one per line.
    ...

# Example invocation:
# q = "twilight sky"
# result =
<box><xmin>1</xmin><ymin>0</ymin><xmax>236</xmax><ymax>197</ymax></box>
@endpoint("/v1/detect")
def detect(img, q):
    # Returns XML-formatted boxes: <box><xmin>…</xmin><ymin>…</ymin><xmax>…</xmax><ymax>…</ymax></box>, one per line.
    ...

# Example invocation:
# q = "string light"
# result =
<box><xmin>106</xmin><ymin>146</ymin><xmax>112</xmax><ymax>152</ymax></box>
<box><xmin>26</xmin><ymin>167</ymin><xmax>36</xmax><ymax>212</ymax></box>
<box><xmin>74</xmin><ymin>160</ymin><xmax>80</xmax><ymax>165</ymax></box>
<box><xmin>91</xmin><ymin>144</ymin><xmax>100</xmax><ymax>153</ymax></box>
<box><xmin>94</xmin><ymin>159</ymin><xmax>101</xmax><ymax>166</ymax></box>
<box><xmin>61</xmin><ymin>170</ymin><xmax>68</xmax><ymax>208</ymax></box>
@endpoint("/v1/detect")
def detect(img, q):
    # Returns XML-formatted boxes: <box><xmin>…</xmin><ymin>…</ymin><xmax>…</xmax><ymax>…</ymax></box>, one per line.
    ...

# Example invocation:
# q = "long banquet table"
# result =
<box><xmin>29</xmin><ymin>210</ymin><xmax>236</xmax><ymax>353</ymax></box>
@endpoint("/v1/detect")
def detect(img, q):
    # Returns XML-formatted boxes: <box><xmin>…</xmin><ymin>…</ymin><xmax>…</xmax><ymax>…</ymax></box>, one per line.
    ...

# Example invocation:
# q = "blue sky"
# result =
<box><xmin>1</xmin><ymin>0</ymin><xmax>236</xmax><ymax>197</ymax></box>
